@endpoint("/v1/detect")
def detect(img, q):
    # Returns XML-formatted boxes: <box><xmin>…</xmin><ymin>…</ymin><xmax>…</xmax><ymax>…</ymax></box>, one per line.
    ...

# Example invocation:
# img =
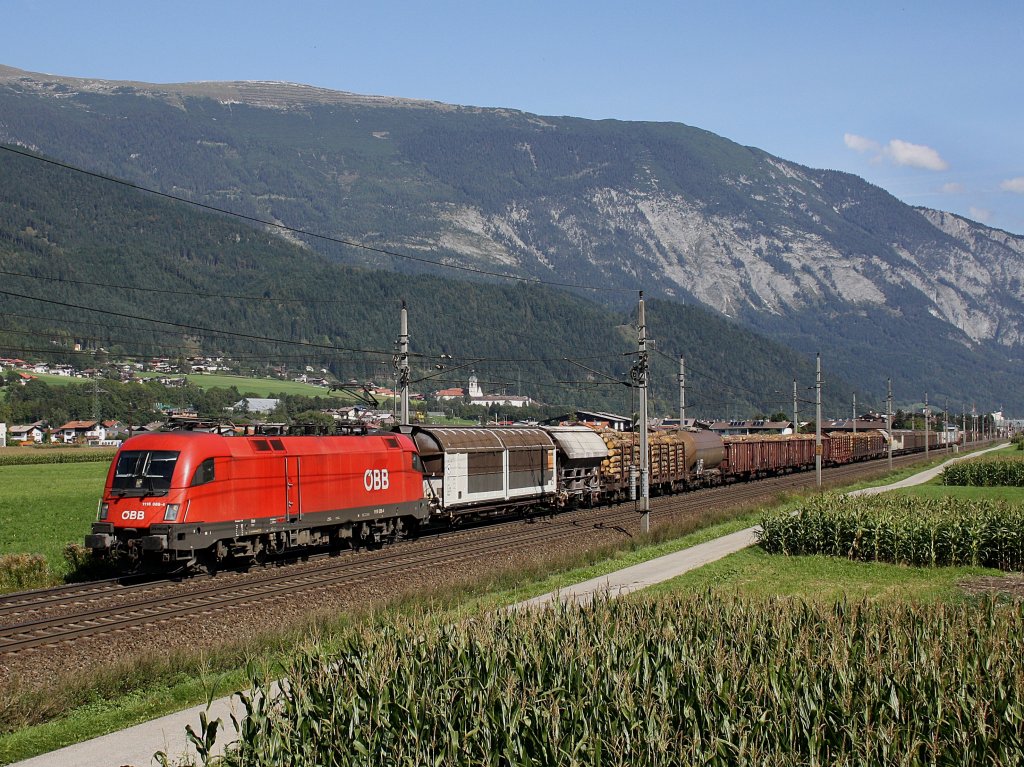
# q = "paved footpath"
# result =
<box><xmin>12</xmin><ymin>443</ymin><xmax>1009</xmax><ymax>767</ymax></box>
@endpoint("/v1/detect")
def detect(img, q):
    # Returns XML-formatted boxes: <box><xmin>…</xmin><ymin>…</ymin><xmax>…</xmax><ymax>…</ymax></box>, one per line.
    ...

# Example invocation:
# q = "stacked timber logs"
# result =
<box><xmin>595</xmin><ymin>429</ymin><xmax>692</xmax><ymax>486</ymax></box>
<box><xmin>722</xmin><ymin>434</ymin><xmax>815</xmax><ymax>443</ymax></box>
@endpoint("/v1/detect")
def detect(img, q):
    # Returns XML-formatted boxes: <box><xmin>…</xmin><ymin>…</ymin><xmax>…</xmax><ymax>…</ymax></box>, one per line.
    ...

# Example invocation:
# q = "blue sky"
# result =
<box><xmin>7</xmin><ymin>0</ymin><xmax>1024</xmax><ymax>234</ymax></box>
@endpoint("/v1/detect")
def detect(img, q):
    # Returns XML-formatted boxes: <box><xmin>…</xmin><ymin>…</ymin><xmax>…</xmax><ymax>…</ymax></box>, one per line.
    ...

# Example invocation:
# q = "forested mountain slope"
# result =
<box><xmin>1</xmin><ymin>65</ymin><xmax>1021</xmax><ymax>411</ymax></box>
<box><xmin>0</xmin><ymin>144</ymin><xmax>844</xmax><ymax>415</ymax></box>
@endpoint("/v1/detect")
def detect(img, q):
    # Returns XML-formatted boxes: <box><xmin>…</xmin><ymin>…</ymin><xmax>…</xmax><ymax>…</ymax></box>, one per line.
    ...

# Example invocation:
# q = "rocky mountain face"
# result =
<box><xmin>1</xmin><ymin>65</ymin><xmax>1021</xmax><ymax>409</ymax></box>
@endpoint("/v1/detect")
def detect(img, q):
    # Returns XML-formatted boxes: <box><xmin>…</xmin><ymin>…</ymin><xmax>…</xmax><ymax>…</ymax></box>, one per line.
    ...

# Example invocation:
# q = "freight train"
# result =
<box><xmin>85</xmin><ymin>424</ymin><xmax>947</xmax><ymax>569</ymax></box>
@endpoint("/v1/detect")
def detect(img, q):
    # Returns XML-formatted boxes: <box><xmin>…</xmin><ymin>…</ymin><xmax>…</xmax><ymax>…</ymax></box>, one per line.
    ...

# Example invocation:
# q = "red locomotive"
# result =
<box><xmin>85</xmin><ymin>431</ymin><xmax>429</xmax><ymax>568</ymax></box>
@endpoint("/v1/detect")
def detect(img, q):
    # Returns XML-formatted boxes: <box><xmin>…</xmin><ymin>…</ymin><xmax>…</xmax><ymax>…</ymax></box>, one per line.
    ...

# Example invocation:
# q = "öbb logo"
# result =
<box><xmin>363</xmin><ymin>469</ymin><xmax>390</xmax><ymax>492</ymax></box>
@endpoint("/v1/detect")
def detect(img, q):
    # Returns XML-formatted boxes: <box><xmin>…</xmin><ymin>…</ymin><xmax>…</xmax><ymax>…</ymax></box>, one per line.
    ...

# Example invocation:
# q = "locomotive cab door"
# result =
<box><xmin>284</xmin><ymin>456</ymin><xmax>302</xmax><ymax>522</ymax></box>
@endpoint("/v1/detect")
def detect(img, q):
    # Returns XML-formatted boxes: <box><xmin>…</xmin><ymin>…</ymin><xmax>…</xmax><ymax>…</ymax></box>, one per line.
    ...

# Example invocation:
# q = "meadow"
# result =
<box><xmin>136</xmin><ymin>372</ymin><xmax>344</xmax><ymax>398</ymax></box>
<box><xmin>0</xmin><ymin>461</ymin><xmax>107</xmax><ymax>587</ymax></box>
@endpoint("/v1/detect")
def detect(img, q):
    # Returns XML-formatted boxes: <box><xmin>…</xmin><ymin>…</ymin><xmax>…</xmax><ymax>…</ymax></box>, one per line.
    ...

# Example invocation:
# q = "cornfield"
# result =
<box><xmin>758</xmin><ymin>493</ymin><xmax>1024</xmax><ymax>569</ymax></box>
<box><xmin>186</xmin><ymin>594</ymin><xmax>1024</xmax><ymax>766</ymax></box>
<box><xmin>942</xmin><ymin>456</ymin><xmax>1024</xmax><ymax>487</ymax></box>
<box><xmin>0</xmin><ymin>449</ymin><xmax>116</xmax><ymax>467</ymax></box>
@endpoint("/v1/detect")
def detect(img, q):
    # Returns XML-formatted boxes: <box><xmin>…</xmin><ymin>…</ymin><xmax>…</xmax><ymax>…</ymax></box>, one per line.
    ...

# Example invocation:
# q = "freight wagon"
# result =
<box><xmin>825</xmin><ymin>431</ymin><xmax>887</xmax><ymax>464</ymax></box>
<box><xmin>720</xmin><ymin>434</ymin><xmax>817</xmax><ymax>479</ymax></box>
<box><xmin>594</xmin><ymin>428</ymin><xmax>725</xmax><ymax>498</ymax></box>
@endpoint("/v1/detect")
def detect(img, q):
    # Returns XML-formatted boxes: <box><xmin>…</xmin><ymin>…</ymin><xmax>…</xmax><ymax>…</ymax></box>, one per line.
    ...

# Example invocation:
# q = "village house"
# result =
<box><xmin>434</xmin><ymin>387</ymin><xmax>465</xmax><ymax>401</ymax></box>
<box><xmin>708</xmin><ymin>419</ymin><xmax>795</xmax><ymax>436</ymax></box>
<box><xmin>232</xmin><ymin>398</ymin><xmax>281</xmax><ymax>415</ymax></box>
<box><xmin>55</xmin><ymin>420</ymin><xmax>108</xmax><ymax>445</ymax></box>
<box><xmin>10</xmin><ymin>421</ymin><xmax>49</xmax><ymax>444</ymax></box>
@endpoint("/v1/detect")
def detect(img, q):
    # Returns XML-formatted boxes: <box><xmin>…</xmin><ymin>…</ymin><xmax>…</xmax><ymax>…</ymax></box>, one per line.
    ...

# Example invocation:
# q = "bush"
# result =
<box><xmin>0</xmin><ymin>553</ymin><xmax>54</xmax><ymax>592</ymax></box>
<box><xmin>62</xmin><ymin>543</ymin><xmax>117</xmax><ymax>582</ymax></box>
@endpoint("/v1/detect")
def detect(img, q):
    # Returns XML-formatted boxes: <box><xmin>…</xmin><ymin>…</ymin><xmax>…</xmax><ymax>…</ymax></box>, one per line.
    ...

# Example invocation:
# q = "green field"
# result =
<box><xmin>0</xmin><ymin>462</ymin><xmax>107</xmax><ymax>581</ymax></box>
<box><xmin>135</xmin><ymin>372</ymin><xmax>345</xmax><ymax>398</ymax></box>
<box><xmin>648</xmin><ymin>545</ymin><xmax>999</xmax><ymax>602</ymax></box>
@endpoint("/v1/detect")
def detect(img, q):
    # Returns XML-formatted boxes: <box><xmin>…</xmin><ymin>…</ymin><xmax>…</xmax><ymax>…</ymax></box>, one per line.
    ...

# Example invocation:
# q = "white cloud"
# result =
<box><xmin>969</xmin><ymin>206</ymin><xmax>992</xmax><ymax>222</ymax></box>
<box><xmin>884</xmin><ymin>139</ymin><xmax>948</xmax><ymax>171</ymax></box>
<box><xmin>1000</xmin><ymin>177</ymin><xmax>1024</xmax><ymax>193</ymax></box>
<box><xmin>844</xmin><ymin>133</ymin><xmax>879</xmax><ymax>153</ymax></box>
<box><xmin>940</xmin><ymin>182</ymin><xmax>964</xmax><ymax>194</ymax></box>
<box><xmin>844</xmin><ymin>133</ymin><xmax>948</xmax><ymax>171</ymax></box>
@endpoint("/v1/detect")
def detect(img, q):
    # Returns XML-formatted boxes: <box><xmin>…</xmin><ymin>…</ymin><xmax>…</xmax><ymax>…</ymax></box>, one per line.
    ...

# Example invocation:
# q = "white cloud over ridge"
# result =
<box><xmin>843</xmin><ymin>133</ymin><xmax>948</xmax><ymax>171</ymax></box>
<box><xmin>940</xmin><ymin>182</ymin><xmax>963</xmax><ymax>193</ymax></box>
<box><xmin>885</xmin><ymin>139</ymin><xmax>948</xmax><ymax>171</ymax></box>
<box><xmin>969</xmin><ymin>206</ymin><xmax>992</xmax><ymax>222</ymax></box>
<box><xmin>844</xmin><ymin>133</ymin><xmax>879</xmax><ymax>153</ymax></box>
<box><xmin>1000</xmin><ymin>177</ymin><xmax>1024</xmax><ymax>193</ymax></box>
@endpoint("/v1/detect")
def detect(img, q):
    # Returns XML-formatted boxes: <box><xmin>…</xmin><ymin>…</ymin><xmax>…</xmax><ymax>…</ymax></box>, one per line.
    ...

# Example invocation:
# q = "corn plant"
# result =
<box><xmin>178</xmin><ymin>594</ymin><xmax>1024</xmax><ymax>766</ymax></box>
<box><xmin>942</xmin><ymin>456</ymin><xmax>1024</xmax><ymax>487</ymax></box>
<box><xmin>759</xmin><ymin>493</ymin><xmax>1024</xmax><ymax>570</ymax></box>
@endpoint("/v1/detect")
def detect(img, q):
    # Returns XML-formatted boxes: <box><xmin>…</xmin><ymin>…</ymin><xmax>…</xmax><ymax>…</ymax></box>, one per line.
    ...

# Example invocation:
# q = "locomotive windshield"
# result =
<box><xmin>110</xmin><ymin>450</ymin><xmax>180</xmax><ymax>496</ymax></box>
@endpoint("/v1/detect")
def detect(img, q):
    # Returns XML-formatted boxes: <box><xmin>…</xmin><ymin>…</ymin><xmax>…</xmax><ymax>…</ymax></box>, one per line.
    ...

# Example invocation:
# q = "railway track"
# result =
<box><xmin>0</xmin><ymin>448</ymin><xmax>951</xmax><ymax>654</ymax></box>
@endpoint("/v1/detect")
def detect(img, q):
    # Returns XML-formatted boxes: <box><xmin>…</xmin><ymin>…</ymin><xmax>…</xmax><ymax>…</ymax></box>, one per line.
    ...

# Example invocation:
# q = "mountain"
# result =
<box><xmin>0</xmin><ymin>140</ymin><xmax>845</xmax><ymax>418</ymax></box>
<box><xmin>1</xmin><ymin>64</ymin><xmax>1021</xmax><ymax>411</ymax></box>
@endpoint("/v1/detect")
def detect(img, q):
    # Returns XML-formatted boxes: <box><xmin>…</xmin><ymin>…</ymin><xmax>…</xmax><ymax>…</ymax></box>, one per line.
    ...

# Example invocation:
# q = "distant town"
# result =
<box><xmin>2</xmin><ymin>354</ymin><xmax>1016</xmax><ymax>448</ymax></box>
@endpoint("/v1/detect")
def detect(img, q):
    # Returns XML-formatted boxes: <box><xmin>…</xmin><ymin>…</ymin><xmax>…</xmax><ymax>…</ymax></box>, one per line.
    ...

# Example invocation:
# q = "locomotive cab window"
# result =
<box><xmin>190</xmin><ymin>458</ymin><xmax>216</xmax><ymax>487</ymax></box>
<box><xmin>111</xmin><ymin>450</ymin><xmax>179</xmax><ymax>495</ymax></box>
<box><xmin>411</xmin><ymin>453</ymin><xmax>425</xmax><ymax>473</ymax></box>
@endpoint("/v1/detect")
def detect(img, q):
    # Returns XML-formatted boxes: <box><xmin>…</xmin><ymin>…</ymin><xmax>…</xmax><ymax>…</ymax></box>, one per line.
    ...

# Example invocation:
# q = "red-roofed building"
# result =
<box><xmin>56</xmin><ymin>420</ymin><xmax>107</xmax><ymax>445</ymax></box>
<box><xmin>435</xmin><ymin>387</ymin><xmax>465</xmax><ymax>401</ymax></box>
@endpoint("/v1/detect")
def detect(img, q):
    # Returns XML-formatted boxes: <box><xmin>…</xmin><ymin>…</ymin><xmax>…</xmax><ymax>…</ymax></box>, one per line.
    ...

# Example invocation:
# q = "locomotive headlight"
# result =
<box><xmin>98</xmin><ymin>502</ymin><xmax>109</xmax><ymax>521</ymax></box>
<box><xmin>163</xmin><ymin>503</ymin><xmax>181</xmax><ymax>522</ymax></box>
